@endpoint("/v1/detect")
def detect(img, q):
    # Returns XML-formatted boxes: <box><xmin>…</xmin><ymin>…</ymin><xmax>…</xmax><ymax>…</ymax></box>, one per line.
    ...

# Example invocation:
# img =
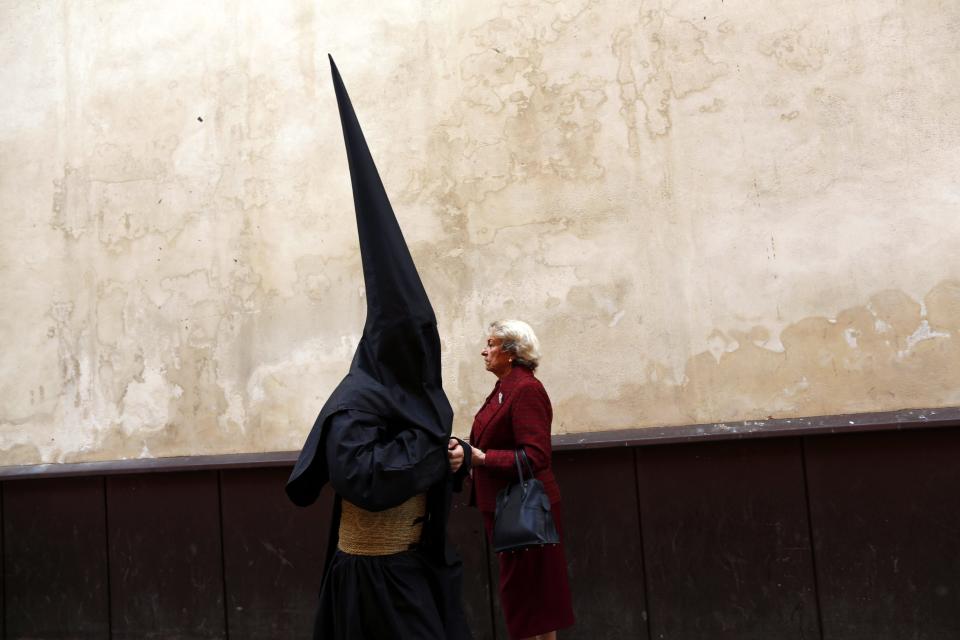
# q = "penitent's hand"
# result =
<box><xmin>447</xmin><ymin>438</ymin><xmax>464</xmax><ymax>473</ymax></box>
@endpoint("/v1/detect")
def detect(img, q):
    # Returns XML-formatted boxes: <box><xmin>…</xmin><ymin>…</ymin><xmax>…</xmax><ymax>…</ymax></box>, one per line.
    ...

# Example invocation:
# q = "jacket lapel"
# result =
<box><xmin>473</xmin><ymin>395</ymin><xmax>505</xmax><ymax>447</ymax></box>
<box><xmin>473</xmin><ymin>369</ymin><xmax>524</xmax><ymax>446</ymax></box>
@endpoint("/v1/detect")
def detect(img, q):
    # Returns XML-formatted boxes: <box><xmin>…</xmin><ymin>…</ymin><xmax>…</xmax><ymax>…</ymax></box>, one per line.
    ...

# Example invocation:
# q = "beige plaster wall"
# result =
<box><xmin>2</xmin><ymin>0</ymin><xmax>959</xmax><ymax>466</ymax></box>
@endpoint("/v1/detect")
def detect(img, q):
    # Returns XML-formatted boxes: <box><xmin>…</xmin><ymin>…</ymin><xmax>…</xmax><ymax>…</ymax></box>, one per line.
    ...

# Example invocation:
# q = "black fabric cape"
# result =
<box><xmin>285</xmin><ymin>56</ymin><xmax>471</xmax><ymax>639</ymax></box>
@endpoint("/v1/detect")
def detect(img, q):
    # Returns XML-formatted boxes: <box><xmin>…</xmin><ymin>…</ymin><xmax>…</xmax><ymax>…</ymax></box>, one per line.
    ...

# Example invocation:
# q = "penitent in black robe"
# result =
<box><xmin>286</xmin><ymin>56</ymin><xmax>472</xmax><ymax>640</ymax></box>
<box><xmin>289</xmin><ymin>376</ymin><xmax>473</xmax><ymax>640</ymax></box>
<box><xmin>313</xmin><ymin>409</ymin><xmax>471</xmax><ymax>640</ymax></box>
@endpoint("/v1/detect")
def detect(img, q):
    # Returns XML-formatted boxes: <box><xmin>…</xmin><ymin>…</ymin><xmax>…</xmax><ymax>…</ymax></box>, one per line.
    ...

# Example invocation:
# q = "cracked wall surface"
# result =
<box><xmin>2</xmin><ymin>0</ymin><xmax>959</xmax><ymax>466</ymax></box>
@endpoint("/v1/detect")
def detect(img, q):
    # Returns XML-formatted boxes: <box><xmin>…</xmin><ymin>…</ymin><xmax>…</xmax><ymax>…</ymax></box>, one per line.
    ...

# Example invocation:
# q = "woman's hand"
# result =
<box><xmin>471</xmin><ymin>445</ymin><xmax>486</xmax><ymax>467</ymax></box>
<box><xmin>447</xmin><ymin>438</ymin><xmax>464</xmax><ymax>473</ymax></box>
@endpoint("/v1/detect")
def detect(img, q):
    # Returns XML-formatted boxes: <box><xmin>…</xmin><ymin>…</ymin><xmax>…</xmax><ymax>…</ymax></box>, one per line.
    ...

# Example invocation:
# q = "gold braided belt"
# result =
<box><xmin>338</xmin><ymin>493</ymin><xmax>427</xmax><ymax>556</ymax></box>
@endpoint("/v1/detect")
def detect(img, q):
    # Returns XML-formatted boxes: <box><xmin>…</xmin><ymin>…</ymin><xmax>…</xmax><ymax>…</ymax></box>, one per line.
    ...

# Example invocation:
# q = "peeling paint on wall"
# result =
<box><xmin>1</xmin><ymin>1</ymin><xmax>959</xmax><ymax>466</ymax></box>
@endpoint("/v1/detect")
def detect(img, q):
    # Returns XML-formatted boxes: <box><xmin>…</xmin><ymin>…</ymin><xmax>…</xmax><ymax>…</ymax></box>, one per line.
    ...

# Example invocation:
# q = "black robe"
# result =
<box><xmin>312</xmin><ymin>410</ymin><xmax>471</xmax><ymax>640</ymax></box>
<box><xmin>287</xmin><ymin>375</ymin><xmax>471</xmax><ymax>640</ymax></box>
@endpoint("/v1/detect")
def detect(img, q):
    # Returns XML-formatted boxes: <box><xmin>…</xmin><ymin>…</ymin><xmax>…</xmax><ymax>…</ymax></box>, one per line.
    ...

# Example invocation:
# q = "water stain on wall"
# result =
<box><xmin>4</xmin><ymin>281</ymin><xmax>957</xmax><ymax>467</ymax></box>
<box><xmin>553</xmin><ymin>281</ymin><xmax>960</xmax><ymax>431</ymax></box>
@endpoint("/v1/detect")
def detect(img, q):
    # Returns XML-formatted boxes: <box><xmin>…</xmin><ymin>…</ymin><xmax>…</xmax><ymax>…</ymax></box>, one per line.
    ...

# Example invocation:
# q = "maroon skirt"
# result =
<box><xmin>482</xmin><ymin>503</ymin><xmax>575</xmax><ymax>639</ymax></box>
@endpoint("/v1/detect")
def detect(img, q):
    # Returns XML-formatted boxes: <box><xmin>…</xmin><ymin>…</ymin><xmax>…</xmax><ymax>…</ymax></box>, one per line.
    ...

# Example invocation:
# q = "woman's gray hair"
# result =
<box><xmin>489</xmin><ymin>319</ymin><xmax>541</xmax><ymax>371</ymax></box>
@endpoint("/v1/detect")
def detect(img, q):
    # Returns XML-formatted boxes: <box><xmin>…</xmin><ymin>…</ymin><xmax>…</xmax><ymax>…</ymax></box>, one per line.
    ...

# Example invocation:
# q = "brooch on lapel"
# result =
<box><xmin>498</xmin><ymin>392</ymin><xmax>503</xmax><ymax>404</ymax></box>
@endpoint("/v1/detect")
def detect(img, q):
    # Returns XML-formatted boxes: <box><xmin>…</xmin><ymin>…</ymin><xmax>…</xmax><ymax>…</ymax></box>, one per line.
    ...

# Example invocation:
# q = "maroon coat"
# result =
<box><xmin>469</xmin><ymin>366</ymin><xmax>561</xmax><ymax>512</ymax></box>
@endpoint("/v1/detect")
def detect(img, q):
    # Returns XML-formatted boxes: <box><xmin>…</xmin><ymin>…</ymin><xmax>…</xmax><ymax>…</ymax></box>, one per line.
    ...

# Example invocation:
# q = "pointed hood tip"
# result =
<box><xmin>328</xmin><ymin>58</ymin><xmax>438</xmax><ymax>336</ymax></box>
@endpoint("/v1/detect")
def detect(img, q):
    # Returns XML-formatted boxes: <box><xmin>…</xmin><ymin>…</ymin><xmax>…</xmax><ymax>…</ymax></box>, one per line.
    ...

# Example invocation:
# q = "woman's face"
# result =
<box><xmin>482</xmin><ymin>335</ymin><xmax>513</xmax><ymax>378</ymax></box>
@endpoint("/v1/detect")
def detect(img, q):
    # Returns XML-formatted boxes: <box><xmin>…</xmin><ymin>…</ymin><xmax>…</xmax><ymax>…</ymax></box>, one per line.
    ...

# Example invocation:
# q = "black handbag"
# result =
<box><xmin>492</xmin><ymin>449</ymin><xmax>560</xmax><ymax>553</ymax></box>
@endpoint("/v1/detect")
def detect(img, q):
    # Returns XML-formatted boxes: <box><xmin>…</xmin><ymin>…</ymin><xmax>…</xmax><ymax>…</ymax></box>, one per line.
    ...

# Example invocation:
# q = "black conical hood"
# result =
<box><xmin>285</xmin><ymin>57</ymin><xmax>453</xmax><ymax>508</ymax></box>
<box><xmin>329</xmin><ymin>55</ymin><xmax>451</xmax><ymax>434</ymax></box>
<box><xmin>329</xmin><ymin>55</ymin><xmax>435</xmax><ymax>328</ymax></box>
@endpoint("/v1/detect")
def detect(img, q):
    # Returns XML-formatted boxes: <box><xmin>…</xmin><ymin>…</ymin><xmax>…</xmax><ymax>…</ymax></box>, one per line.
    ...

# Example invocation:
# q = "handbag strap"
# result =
<box><xmin>513</xmin><ymin>448</ymin><xmax>535</xmax><ymax>483</ymax></box>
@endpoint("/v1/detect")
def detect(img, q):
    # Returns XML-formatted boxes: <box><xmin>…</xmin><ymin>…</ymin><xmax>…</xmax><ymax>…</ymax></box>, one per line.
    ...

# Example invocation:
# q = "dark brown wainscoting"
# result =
<box><xmin>553</xmin><ymin>448</ymin><xmax>649</xmax><ymax>640</ymax></box>
<box><xmin>106</xmin><ymin>472</ymin><xmax>226</xmax><ymax>639</ymax></box>
<box><xmin>805</xmin><ymin>428</ymin><xmax>960</xmax><ymax>640</ymax></box>
<box><xmin>2</xmin><ymin>422</ymin><xmax>960</xmax><ymax>639</ymax></box>
<box><xmin>637</xmin><ymin>438</ymin><xmax>819</xmax><ymax>640</ymax></box>
<box><xmin>3</xmin><ymin>476</ymin><xmax>109</xmax><ymax>639</ymax></box>
<box><xmin>218</xmin><ymin>467</ymin><xmax>332</xmax><ymax>640</ymax></box>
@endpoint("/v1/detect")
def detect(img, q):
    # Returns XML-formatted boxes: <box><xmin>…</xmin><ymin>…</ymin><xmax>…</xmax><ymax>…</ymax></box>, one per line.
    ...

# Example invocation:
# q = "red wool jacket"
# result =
<box><xmin>468</xmin><ymin>366</ymin><xmax>562</xmax><ymax>512</ymax></box>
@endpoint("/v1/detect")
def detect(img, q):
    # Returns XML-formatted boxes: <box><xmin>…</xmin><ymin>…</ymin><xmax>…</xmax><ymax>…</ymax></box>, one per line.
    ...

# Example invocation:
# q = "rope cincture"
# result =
<box><xmin>338</xmin><ymin>493</ymin><xmax>427</xmax><ymax>556</ymax></box>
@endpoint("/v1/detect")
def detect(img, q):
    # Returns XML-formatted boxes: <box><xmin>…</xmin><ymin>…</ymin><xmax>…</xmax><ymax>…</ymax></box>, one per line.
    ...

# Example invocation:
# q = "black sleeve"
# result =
<box><xmin>451</xmin><ymin>437</ymin><xmax>472</xmax><ymax>492</ymax></box>
<box><xmin>324</xmin><ymin>409</ymin><xmax>448</xmax><ymax>512</ymax></box>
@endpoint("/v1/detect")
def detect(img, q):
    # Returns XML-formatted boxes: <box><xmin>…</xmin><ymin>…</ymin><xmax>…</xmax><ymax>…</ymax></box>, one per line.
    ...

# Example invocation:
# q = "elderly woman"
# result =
<box><xmin>449</xmin><ymin>319</ymin><xmax>574</xmax><ymax>640</ymax></box>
